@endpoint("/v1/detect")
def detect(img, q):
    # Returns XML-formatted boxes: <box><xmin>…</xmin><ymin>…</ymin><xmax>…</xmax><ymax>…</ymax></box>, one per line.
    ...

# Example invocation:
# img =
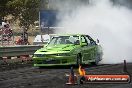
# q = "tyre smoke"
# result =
<box><xmin>54</xmin><ymin>0</ymin><xmax>132</xmax><ymax>64</ymax></box>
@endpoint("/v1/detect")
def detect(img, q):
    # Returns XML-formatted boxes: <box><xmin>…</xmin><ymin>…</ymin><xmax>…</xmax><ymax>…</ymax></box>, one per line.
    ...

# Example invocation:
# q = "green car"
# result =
<box><xmin>33</xmin><ymin>34</ymin><xmax>103</xmax><ymax>67</ymax></box>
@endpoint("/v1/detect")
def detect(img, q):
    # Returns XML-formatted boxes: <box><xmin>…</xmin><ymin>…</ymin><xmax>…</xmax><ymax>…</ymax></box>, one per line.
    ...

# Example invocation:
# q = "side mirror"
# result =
<box><xmin>81</xmin><ymin>43</ymin><xmax>87</xmax><ymax>46</ymax></box>
<box><xmin>97</xmin><ymin>39</ymin><xmax>99</xmax><ymax>43</ymax></box>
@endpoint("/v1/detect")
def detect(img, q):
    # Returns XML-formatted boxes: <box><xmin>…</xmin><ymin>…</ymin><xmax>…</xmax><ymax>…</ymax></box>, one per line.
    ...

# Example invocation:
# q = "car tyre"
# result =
<box><xmin>91</xmin><ymin>54</ymin><xmax>100</xmax><ymax>65</ymax></box>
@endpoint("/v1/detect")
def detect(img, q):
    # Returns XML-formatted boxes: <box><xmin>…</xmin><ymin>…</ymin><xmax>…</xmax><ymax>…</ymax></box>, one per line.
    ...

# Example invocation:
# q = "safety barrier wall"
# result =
<box><xmin>0</xmin><ymin>45</ymin><xmax>43</xmax><ymax>57</ymax></box>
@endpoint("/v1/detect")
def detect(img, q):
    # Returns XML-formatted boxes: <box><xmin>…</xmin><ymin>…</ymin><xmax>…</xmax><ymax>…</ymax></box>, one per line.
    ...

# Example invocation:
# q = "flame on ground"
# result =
<box><xmin>78</xmin><ymin>65</ymin><xmax>86</xmax><ymax>76</ymax></box>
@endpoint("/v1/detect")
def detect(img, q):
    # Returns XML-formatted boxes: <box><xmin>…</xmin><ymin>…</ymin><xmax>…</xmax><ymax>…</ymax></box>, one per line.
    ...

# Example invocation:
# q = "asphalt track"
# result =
<box><xmin>0</xmin><ymin>62</ymin><xmax>132</xmax><ymax>88</ymax></box>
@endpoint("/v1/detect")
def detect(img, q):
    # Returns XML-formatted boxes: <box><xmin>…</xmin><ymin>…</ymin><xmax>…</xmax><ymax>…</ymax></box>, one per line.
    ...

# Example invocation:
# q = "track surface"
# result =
<box><xmin>0</xmin><ymin>63</ymin><xmax>132</xmax><ymax>88</ymax></box>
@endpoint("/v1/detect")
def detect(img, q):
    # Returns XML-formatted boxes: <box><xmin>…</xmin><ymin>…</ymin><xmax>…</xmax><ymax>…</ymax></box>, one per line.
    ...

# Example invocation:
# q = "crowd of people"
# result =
<box><xmin>0</xmin><ymin>21</ymin><xmax>13</xmax><ymax>41</ymax></box>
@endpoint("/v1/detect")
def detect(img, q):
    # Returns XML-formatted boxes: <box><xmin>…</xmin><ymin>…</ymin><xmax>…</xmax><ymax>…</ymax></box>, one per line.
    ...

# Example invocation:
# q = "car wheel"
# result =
<box><xmin>91</xmin><ymin>54</ymin><xmax>100</xmax><ymax>65</ymax></box>
<box><xmin>76</xmin><ymin>54</ymin><xmax>82</xmax><ymax>66</ymax></box>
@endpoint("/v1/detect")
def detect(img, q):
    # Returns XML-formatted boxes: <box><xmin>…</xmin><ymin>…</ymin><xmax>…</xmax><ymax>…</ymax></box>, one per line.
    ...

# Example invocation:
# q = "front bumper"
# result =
<box><xmin>33</xmin><ymin>55</ymin><xmax>76</xmax><ymax>66</ymax></box>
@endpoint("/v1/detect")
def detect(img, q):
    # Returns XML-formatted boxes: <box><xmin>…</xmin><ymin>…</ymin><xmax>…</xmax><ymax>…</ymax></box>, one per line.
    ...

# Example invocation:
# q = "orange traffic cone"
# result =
<box><xmin>66</xmin><ymin>67</ymin><xmax>77</xmax><ymax>85</ymax></box>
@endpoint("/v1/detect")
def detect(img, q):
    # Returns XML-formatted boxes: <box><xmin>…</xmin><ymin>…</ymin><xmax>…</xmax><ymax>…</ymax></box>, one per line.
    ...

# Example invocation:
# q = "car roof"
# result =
<box><xmin>49</xmin><ymin>34</ymin><xmax>87</xmax><ymax>36</ymax></box>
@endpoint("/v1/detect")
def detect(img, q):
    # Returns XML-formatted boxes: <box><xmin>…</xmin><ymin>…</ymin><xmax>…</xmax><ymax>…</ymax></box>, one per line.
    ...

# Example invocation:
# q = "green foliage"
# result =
<box><xmin>0</xmin><ymin>0</ymin><xmax>12</xmax><ymax>18</ymax></box>
<box><xmin>0</xmin><ymin>0</ymin><xmax>40</xmax><ymax>29</ymax></box>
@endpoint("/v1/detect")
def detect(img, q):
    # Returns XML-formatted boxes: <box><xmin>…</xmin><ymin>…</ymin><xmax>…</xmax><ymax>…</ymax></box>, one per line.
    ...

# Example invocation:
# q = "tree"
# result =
<box><xmin>0</xmin><ymin>0</ymin><xmax>40</xmax><ymax>29</ymax></box>
<box><xmin>0</xmin><ymin>0</ymin><xmax>12</xmax><ymax>21</ymax></box>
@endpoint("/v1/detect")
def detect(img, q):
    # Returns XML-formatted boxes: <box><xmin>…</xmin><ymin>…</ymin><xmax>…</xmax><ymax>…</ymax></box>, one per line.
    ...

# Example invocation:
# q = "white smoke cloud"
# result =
<box><xmin>55</xmin><ymin>0</ymin><xmax>132</xmax><ymax>64</ymax></box>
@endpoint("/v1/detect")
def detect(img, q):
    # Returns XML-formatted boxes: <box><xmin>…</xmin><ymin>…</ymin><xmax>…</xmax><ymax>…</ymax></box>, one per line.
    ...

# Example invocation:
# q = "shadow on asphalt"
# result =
<box><xmin>37</xmin><ymin>64</ymin><xmax>98</xmax><ymax>69</ymax></box>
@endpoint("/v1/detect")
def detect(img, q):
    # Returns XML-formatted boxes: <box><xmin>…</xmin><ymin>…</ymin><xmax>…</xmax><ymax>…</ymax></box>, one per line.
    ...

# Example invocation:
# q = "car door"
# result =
<box><xmin>81</xmin><ymin>35</ymin><xmax>97</xmax><ymax>63</ymax></box>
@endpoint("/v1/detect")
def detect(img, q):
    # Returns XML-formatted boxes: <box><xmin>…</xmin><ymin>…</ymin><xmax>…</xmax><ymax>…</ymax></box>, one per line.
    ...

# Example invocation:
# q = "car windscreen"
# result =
<box><xmin>48</xmin><ymin>35</ymin><xmax>80</xmax><ymax>45</ymax></box>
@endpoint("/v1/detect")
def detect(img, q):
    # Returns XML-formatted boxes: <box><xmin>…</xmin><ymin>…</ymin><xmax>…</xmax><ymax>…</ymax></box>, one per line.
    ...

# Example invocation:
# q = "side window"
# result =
<box><xmin>85</xmin><ymin>35</ymin><xmax>96</xmax><ymax>46</ymax></box>
<box><xmin>85</xmin><ymin>36</ymin><xmax>91</xmax><ymax>44</ymax></box>
<box><xmin>81</xmin><ymin>36</ymin><xmax>87</xmax><ymax>45</ymax></box>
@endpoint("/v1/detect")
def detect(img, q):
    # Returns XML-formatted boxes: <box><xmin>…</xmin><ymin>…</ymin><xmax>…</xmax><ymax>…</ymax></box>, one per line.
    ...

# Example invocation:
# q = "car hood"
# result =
<box><xmin>35</xmin><ymin>44</ymin><xmax>78</xmax><ymax>54</ymax></box>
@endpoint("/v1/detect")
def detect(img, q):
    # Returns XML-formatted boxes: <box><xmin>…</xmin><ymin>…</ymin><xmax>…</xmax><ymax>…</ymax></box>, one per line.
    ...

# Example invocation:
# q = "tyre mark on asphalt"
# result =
<box><xmin>0</xmin><ymin>63</ymin><xmax>132</xmax><ymax>88</ymax></box>
<box><xmin>85</xmin><ymin>63</ymin><xmax>132</xmax><ymax>75</ymax></box>
<box><xmin>0</xmin><ymin>68</ymin><xmax>68</xmax><ymax>88</ymax></box>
